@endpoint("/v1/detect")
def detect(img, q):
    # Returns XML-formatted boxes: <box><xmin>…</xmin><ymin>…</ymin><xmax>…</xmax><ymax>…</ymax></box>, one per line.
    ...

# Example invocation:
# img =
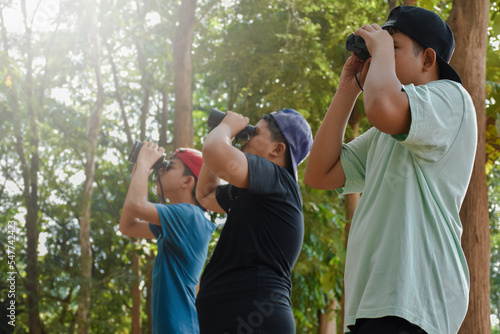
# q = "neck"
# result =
<box><xmin>164</xmin><ymin>191</ymin><xmax>196</xmax><ymax>206</ymax></box>
<box><xmin>268</xmin><ymin>154</ymin><xmax>287</xmax><ymax>170</ymax></box>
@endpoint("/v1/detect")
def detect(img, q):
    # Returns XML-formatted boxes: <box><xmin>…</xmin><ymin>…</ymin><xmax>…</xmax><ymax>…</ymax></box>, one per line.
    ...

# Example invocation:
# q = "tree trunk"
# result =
<box><xmin>318</xmin><ymin>299</ymin><xmax>338</xmax><ymax>334</ymax></box>
<box><xmin>131</xmin><ymin>252</ymin><xmax>142</xmax><ymax>334</ymax></box>
<box><xmin>145</xmin><ymin>252</ymin><xmax>155</xmax><ymax>334</ymax></box>
<box><xmin>106</xmin><ymin>39</ymin><xmax>133</xmax><ymax>147</ymax></box>
<box><xmin>76</xmin><ymin>0</ymin><xmax>105</xmax><ymax>332</ymax></box>
<box><xmin>159</xmin><ymin>90</ymin><xmax>170</xmax><ymax>147</ymax></box>
<box><xmin>447</xmin><ymin>1</ymin><xmax>491</xmax><ymax>333</ymax></box>
<box><xmin>2</xmin><ymin>3</ymin><xmax>44</xmax><ymax>332</ymax></box>
<box><xmin>174</xmin><ymin>0</ymin><xmax>196</xmax><ymax>148</ymax></box>
<box><xmin>22</xmin><ymin>1</ymin><xmax>43</xmax><ymax>331</ymax></box>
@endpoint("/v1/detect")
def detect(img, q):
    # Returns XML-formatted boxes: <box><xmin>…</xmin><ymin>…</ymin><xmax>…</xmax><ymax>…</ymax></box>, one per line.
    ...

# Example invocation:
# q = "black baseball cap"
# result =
<box><xmin>381</xmin><ymin>6</ymin><xmax>462</xmax><ymax>84</ymax></box>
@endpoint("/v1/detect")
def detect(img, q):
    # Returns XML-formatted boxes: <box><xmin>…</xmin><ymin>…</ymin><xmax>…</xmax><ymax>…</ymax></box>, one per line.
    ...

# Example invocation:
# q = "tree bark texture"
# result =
<box><xmin>131</xmin><ymin>252</ymin><xmax>142</xmax><ymax>334</ymax></box>
<box><xmin>318</xmin><ymin>299</ymin><xmax>338</xmax><ymax>334</ymax></box>
<box><xmin>174</xmin><ymin>0</ymin><xmax>196</xmax><ymax>149</ymax></box>
<box><xmin>2</xmin><ymin>3</ymin><xmax>44</xmax><ymax>332</ymax></box>
<box><xmin>447</xmin><ymin>1</ymin><xmax>491</xmax><ymax>333</ymax></box>
<box><xmin>77</xmin><ymin>0</ymin><xmax>105</xmax><ymax>332</ymax></box>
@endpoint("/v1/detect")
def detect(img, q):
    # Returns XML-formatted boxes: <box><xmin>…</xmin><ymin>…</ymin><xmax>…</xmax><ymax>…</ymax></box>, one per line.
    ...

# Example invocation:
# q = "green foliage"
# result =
<box><xmin>293</xmin><ymin>180</ymin><xmax>346</xmax><ymax>331</ymax></box>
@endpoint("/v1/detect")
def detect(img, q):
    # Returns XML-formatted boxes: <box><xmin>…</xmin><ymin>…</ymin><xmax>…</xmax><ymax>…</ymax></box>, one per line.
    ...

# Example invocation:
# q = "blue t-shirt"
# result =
<box><xmin>149</xmin><ymin>203</ymin><xmax>215</xmax><ymax>334</ymax></box>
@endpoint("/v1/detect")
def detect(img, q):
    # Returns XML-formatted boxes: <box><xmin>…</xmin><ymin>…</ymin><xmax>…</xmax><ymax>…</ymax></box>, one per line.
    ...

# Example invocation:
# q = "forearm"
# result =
<box><xmin>363</xmin><ymin>49</ymin><xmax>400</xmax><ymax>111</ymax></box>
<box><xmin>363</xmin><ymin>49</ymin><xmax>410</xmax><ymax>134</ymax></box>
<box><xmin>119</xmin><ymin>209</ymin><xmax>156</xmax><ymax>239</ymax></box>
<box><xmin>305</xmin><ymin>87</ymin><xmax>359</xmax><ymax>189</ymax></box>
<box><xmin>123</xmin><ymin>162</ymin><xmax>151</xmax><ymax>216</ymax></box>
<box><xmin>202</xmin><ymin>123</ymin><xmax>234</xmax><ymax>168</ymax></box>
<box><xmin>202</xmin><ymin>121</ymin><xmax>249</xmax><ymax>189</ymax></box>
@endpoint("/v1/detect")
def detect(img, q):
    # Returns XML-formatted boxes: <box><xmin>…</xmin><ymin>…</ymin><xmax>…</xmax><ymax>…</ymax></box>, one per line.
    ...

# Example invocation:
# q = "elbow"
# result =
<box><xmin>118</xmin><ymin>215</ymin><xmax>131</xmax><ymax>237</ymax></box>
<box><xmin>304</xmin><ymin>160</ymin><xmax>345</xmax><ymax>190</ymax></box>
<box><xmin>365</xmin><ymin>108</ymin><xmax>410</xmax><ymax>135</ymax></box>
<box><xmin>202</xmin><ymin>141</ymin><xmax>223</xmax><ymax>164</ymax></box>
<box><xmin>364</xmin><ymin>93</ymin><xmax>411</xmax><ymax>135</ymax></box>
<box><xmin>304</xmin><ymin>159</ymin><xmax>323</xmax><ymax>189</ymax></box>
<box><xmin>304</xmin><ymin>169</ymin><xmax>320</xmax><ymax>189</ymax></box>
<box><xmin>123</xmin><ymin>198</ymin><xmax>148</xmax><ymax>218</ymax></box>
<box><xmin>304</xmin><ymin>171</ymin><xmax>329</xmax><ymax>190</ymax></box>
<box><xmin>195</xmin><ymin>188</ymin><xmax>207</xmax><ymax>208</ymax></box>
<box><xmin>118</xmin><ymin>202</ymin><xmax>143</xmax><ymax>236</ymax></box>
<box><xmin>304</xmin><ymin>178</ymin><xmax>320</xmax><ymax>189</ymax></box>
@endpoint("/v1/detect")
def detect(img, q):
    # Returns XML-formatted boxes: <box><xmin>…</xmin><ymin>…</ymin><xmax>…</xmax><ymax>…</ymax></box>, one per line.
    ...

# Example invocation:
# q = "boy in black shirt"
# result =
<box><xmin>196</xmin><ymin>109</ymin><xmax>312</xmax><ymax>333</ymax></box>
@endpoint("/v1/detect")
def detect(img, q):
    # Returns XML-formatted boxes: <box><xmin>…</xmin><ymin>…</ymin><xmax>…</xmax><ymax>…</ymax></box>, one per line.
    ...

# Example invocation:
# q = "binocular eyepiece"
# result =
<box><xmin>127</xmin><ymin>141</ymin><xmax>170</xmax><ymax>171</ymax></box>
<box><xmin>127</xmin><ymin>109</ymin><xmax>254</xmax><ymax>170</ymax></box>
<box><xmin>345</xmin><ymin>33</ymin><xmax>370</xmax><ymax>61</ymax></box>
<box><xmin>208</xmin><ymin>109</ymin><xmax>255</xmax><ymax>141</ymax></box>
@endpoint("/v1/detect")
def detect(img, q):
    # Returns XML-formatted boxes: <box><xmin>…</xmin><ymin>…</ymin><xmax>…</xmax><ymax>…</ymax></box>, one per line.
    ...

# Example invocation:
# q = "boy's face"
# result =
<box><xmin>155</xmin><ymin>157</ymin><xmax>187</xmax><ymax>198</ymax></box>
<box><xmin>391</xmin><ymin>31</ymin><xmax>425</xmax><ymax>85</ymax></box>
<box><xmin>241</xmin><ymin>119</ymin><xmax>274</xmax><ymax>157</ymax></box>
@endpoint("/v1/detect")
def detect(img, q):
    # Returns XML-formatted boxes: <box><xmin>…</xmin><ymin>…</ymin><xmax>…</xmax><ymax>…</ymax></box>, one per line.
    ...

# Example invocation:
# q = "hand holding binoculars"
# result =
<box><xmin>208</xmin><ymin>109</ymin><xmax>255</xmax><ymax>141</ymax></box>
<box><xmin>345</xmin><ymin>33</ymin><xmax>370</xmax><ymax>61</ymax></box>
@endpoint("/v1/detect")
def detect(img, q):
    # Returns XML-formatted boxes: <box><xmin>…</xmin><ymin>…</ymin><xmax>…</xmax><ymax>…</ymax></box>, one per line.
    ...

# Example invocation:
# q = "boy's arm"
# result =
<box><xmin>119</xmin><ymin>211</ymin><xmax>155</xmax><ymax>239</ymax></box>
<box><xmin>195</xmin><ymin>163</ymin><xmax>225</xmax><ymax>214</ymax></box>
<box><xmin>356</xmin><ymin>24</ymin><xmax>411</xmax><ymax>135</ymax></box>
<box><xmin>119</xmin><ymin>142</ymin><xmax>162</xmax><ymax>238</ymax></box>
<box><xmin>201</xmin><ymin>111</ymin><xmax>251</xmax><ymax>189</ymax></box>
<box><xmin>304</xmin><ymin>55</ymin><xmax>366</xmax><ymax>190</ymax></box>
<box><xmin>196</xmin><ymin>111</ymin><xmax>250</xmax><ymax>213</ymax></box>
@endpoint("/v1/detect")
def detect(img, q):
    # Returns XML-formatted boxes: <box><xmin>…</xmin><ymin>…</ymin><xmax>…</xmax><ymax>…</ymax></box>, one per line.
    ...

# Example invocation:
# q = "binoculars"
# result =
<box><xmin>345</xmin><ymin>33</ymin><xmax>370</xmax><ymax>61</ymax></box>
<box><xmin>127</xmin><ymin>109</ymin><xmax>255</xmax><ymax>170</ymax></box>
<box><xmin>208</xmin><ymin>109</ymin><xmax>255</xmax><ymax>141</ymax></box>
<box><xmin>127</xmin><ymin>141</ymin><xmax>170</xmax><ymax>171</ymax></box>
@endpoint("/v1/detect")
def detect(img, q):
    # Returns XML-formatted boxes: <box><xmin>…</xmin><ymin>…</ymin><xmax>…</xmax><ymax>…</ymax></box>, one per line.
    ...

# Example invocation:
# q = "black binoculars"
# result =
<box><xmin>345</xmin><ymin>33</ymin><xmax>370</xmax><ymax>61</ymax></box>
<box><xmin>208</xmin><ymin>109</ymin><xmax>255</xmax><ymax>141</ymax></box>
<box><xmin>127</xmin><ymin>141</ymin><xmax>170</xmax><ymax>171</ymax></box>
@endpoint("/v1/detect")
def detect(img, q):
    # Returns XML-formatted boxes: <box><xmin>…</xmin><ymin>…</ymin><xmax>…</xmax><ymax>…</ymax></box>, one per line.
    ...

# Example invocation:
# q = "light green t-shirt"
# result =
<box><xmin>339</xmin><ymin>80</ymin><xmax>477</xmax><ymax>334</ymax></box>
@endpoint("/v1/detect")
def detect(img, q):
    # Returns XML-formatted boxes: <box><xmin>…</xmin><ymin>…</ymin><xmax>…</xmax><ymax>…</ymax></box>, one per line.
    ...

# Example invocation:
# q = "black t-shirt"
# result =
<box><xmin>196</xmin><ymin>153</ymin><xmax>304</xmax><ymax>332</ymax></box>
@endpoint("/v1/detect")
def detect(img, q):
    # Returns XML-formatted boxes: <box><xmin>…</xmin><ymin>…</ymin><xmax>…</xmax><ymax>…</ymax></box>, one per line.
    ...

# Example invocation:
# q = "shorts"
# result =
<box><xmin>347</xmin><ymin>316</ymin><xmax>428</xmax><ymax>334</ymax></box>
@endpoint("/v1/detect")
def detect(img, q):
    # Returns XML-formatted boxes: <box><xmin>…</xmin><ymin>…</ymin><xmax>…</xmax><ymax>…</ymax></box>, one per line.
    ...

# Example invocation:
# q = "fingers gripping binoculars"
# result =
<box><xmin>208</xmin><ymin>109</ymin><xmax>255</xmax><ymax>141</ymax></box>
<box><xmin>345</xmin><ymin>33</ymin><xmax>370</xmax><ymax>61</ymax></box>
<box><xmin>127</xmin><ymin>109</ymin><xmax>254</xmax><ymax>170</ymax></box>
<box><xmin>127</xmin><ymin>141</ymin><xmax>170</xmax><ymax>171</ymax></box>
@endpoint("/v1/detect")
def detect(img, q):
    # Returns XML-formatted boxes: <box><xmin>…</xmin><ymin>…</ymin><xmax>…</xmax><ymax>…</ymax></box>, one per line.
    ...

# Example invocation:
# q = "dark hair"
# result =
<box><xmin>171</xmin><ymin>156</ymin><xmax>203</xmax><ymax>208</ymax></box>
<box><xmin>385</xmin><ymin>27</ymin><xmax>425</xmax><ymax>58</ymax></box>
<box><xmin>261</xmin><ymin>114</ymin><xmax>293</xmax><ymax>175</ymax></box>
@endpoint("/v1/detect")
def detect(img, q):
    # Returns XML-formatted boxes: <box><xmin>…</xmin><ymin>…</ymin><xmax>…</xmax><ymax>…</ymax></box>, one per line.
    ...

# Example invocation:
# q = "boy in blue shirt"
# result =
<box><xmin>305</xmin><ymin>6</ymin><xmax>476</xmax><ymax>334</ymax></box>
<box><xmin>120</xmin><ymin>142</ymin><xmax>215</xmax><ymax>333</ymax></box>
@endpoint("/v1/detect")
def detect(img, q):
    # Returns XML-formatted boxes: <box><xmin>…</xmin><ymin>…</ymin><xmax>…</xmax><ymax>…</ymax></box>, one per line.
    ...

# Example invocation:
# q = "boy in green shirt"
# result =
<box><xmin>305</xmin><ymin>6</ymin><xmax>476</xmax><ymax>334</ymax></box>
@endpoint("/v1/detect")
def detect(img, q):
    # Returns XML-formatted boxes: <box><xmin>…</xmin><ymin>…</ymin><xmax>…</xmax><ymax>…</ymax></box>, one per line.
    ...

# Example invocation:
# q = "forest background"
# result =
<box><xmin>0</xmin><ymin>0</ymin><xmax>499</xmax><ymax>333</ymax></box>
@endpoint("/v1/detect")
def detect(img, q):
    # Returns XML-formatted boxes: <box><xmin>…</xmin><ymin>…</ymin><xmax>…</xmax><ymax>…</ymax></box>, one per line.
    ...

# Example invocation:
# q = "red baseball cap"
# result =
<box><xmin>171</xmin><ymin>148</ymin><xmax>203</xmax><ymax>178</ymax></box>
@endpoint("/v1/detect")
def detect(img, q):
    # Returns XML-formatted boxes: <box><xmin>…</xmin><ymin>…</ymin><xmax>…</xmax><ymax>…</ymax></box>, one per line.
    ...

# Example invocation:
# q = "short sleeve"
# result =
<box><xmin>148</xmin><ymin>204</ymin><xmax>195</xmax><ymax>241</ymax></box>
<box><xmin>215</xmin><ymin>153</ymin><xmax>297</xmax><ymax>210</ymax></box>
<box><xmin>245</xmin><ymin>153</ymin><xmax>292</xmax><ymax>196</ymax></box>
<box><xmin>215</xmin><ymin>184</ymin><xmax>237</xmax><ymax>213</ymax></box>
<box><xmin>399</xmin><ymin>81</ymin><xmax>469</xmax><ymax>162</ymax></box>
<box><xmin>338</xmin><ymin>128</ymin><xmax>375</xmax><ymax>194</ymax></box>
<box><xmin>149</xmin><ymin>223</ymin><xmax>162</xmax><ymax>238</ymax></box>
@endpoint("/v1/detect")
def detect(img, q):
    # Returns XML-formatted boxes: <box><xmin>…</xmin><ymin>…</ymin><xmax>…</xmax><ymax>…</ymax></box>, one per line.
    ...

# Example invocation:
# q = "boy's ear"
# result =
<box><xmin>270</xmin><ymin>142</ymin><xmax>286</xmax><ymax>157</ymax></box>
<box><xmin>423</xmin><ymin>48</ymin><xmax>437</xmax><ymax>71</ymax></box>
<box><xmin>183</xmin><ymin>175</ymin><xmax>195</xmax><ymax>189</ymax></box>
